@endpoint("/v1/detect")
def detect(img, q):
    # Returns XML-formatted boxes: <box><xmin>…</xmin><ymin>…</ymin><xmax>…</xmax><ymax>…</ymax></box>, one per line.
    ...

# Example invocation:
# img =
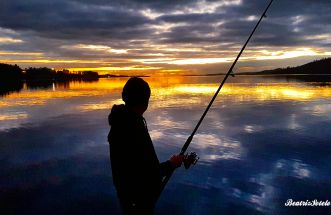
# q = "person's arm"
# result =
<box><xmin>159</xmin><ymin>155</ymin><xmax>184</xmax><ymax>177</ymax></box>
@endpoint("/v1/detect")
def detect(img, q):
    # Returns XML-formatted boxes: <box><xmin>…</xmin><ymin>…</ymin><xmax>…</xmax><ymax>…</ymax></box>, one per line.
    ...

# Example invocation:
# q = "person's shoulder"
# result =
<box><xmin>108</xmin><ymin>104</ymin><xmax>126</xmax><ymax>125</ymax></box>
<box><xmin>108</xmin><ymin>104</ymin><xmax>144</xmax><ymax>127</ymax></box>
<box><xmin>111</xmin><ymin>104</ymin><xmax>126</xmax><ymax>114</ymax></box>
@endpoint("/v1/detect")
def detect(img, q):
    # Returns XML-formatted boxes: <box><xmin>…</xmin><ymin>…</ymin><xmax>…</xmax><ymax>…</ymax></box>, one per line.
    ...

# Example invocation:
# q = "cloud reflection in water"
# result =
<box><xmin>1</xmin><ymin>76</ymin><xmax>331</xmax><ymax>214</ymax></box>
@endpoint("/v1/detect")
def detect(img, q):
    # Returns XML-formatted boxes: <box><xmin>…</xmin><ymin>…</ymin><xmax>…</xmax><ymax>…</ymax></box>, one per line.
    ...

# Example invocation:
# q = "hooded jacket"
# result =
<box><xmin>108</xmin><ymin>104</ymin><xmax>172</xmax><ymax>204</ymax></box>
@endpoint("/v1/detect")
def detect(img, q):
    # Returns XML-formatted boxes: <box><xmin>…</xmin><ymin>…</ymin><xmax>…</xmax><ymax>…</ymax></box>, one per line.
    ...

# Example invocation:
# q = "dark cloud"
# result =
<box><xmin>0</xmin><ymin>0</ymin><xmax>153</xmax><ymax>41</ymax></box>
<box><xmin>0</xmin><ymin>0</ymin><xmax>329</xmax><ymax>43</ymax></box>
<box><xmin>155</xmin><ymin>0</ymin><xmax>331</xmax><ymax>47</ymax></box>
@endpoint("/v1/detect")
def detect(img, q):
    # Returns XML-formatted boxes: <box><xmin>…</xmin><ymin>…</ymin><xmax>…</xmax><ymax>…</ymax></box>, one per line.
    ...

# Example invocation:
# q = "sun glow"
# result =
<box><xmin>0</xmin><ymin>37</ymin><xmax>23</xmax><ymax>43</ymax></box>
<box><xmin>2</xmin><ymin>43</ymin><xmax>331</xmax><ymax>73</ymax></box>
<box><xmin>68</xmin><ymin>66</ymin><xmax>161</xmax><ymax>73</ymax></box>
<box><xmin>174</xmin><ymin>0</ymin><xmax>242</xmax><ymax>14</ymax></box>
<box><xmin>0</xmin><ymin>51</ymin><xmax>43</xmax><ymax>56</ymax></box>
<box><xmin>2</xmin><ymin>59</ymin><xmax>85</xmax><ymax>63</ymax></box>
<box><xmin>130</xmin><ymin>47</ymin><xmax>331</xmax><ymax>66</ymax></box>
<box><xmin>62</xmin><ymin>44</ymin><xmax>128</xmax><ymax>54</ymax></box>
<box><xmin>141</xmin><ymin>9</ymin><xmax>164</xmax><ymax>19</ymax></box>
<box><xmin>172</xmin><ymin>58</ymin><xmax>233</xmax><ymax>65</ymax></box>
<box><xmin>253</xmin><ymin>48</ymin><xmax>330</xmax><ymax>60</ymax></box>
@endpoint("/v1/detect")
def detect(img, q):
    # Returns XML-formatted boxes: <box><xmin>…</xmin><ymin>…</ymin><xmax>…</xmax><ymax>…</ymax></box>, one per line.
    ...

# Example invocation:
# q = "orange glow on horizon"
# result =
<box><xmin>134</xmin><ymin>48</ymin><xmax>331</xmax><ymax>65</ymax></box>
<box><xmin>1</xmin><ymin>46</ymin><xmax>331</xmax><ymax>74</ymax></box>
<box><xmin>0</xmin><ymin>51</ymin><xmax>44</xmax><ymax>56</ymax></box>
<box><xmin>68</xmin><ymin>66</ymin><xmax>161</xmax><ymax>72</ymax></box>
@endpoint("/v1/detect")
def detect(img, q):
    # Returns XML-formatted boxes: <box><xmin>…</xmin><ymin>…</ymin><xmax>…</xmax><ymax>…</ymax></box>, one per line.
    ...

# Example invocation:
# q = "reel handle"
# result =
<box><xmin>183</xmin><ymin>152</ymin><xmax>199</xmax><ymax>169</ymax></box>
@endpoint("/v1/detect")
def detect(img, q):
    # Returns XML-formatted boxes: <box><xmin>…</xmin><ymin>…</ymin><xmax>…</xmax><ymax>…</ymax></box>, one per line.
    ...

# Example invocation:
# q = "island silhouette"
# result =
<box><xmin>0</xmin><ymin>64</ymin><xmax>99</xmax><ymax>96</ymax></box>
<box><xmin>238</xmin><ymin>58</ymin><xmax>331</xmax><ymax>75</ymax></box>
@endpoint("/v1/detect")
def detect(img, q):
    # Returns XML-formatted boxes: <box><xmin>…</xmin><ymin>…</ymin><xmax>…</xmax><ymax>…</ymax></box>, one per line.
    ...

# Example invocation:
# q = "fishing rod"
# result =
<box><xmin>158</xmin><ymin>0</ymin><xmax>275</xmax><ymax>198</ymax></box>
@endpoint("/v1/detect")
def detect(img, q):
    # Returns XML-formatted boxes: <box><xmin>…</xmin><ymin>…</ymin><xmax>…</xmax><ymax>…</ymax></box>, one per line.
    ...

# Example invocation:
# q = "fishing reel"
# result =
<box><xmin>183</xmin><ymin>152</ymin><xmax>199</xmax><ymax>169</ymax></box>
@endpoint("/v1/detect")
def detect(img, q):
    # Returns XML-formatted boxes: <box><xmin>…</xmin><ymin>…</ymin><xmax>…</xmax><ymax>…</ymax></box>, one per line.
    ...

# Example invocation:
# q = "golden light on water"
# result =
<box><xmin>0</xmin><ymin>80</ymin><xmax>126</xmax><ymax>108</ymax></box>
<box><xmin>0</xmin><ymin>77</ymin><xmax>331</xmax><ymax>132</ymax></box>
<box><xmin>1</xmin><ymin>78</ymin><xmax>331</xmax><ymax>111</ymax></box>
<box><xmin>172</xmin><ymin>83</ymin><xmax>329</xmax><ymax>101</ymax></box>
<box><xmin>67</xmin><ymin>79</ymin><xmax>127</xmax><ymax>90</ymax></box>
<box><xmin>174</xmin><ymin>85</ymin><xmax>217</xmax><ymax>94</ymax></box>
<box><xmin>0</xmin><ymin>112</ymin><xmax>28</xmax><ymax>121</ymax></box>
<box><xmin>78</xmin><ymin>99</ymin><xmax>123</xmax><ymax>111</ymax></box>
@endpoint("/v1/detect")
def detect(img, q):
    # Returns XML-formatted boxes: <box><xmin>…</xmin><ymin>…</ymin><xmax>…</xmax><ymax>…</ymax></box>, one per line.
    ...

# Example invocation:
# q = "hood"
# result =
<box><xmin>108</xmin><ymin>104</ymin><xmax>143</xmax><ymax>127</ymax></box>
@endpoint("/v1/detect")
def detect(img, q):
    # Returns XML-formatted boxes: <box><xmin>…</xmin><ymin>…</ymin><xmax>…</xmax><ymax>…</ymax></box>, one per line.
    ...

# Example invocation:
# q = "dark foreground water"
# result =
<box><xmin>1</xmin><ymin>75</ymin><xmax>331</xmax><ymax>215</ymax></box>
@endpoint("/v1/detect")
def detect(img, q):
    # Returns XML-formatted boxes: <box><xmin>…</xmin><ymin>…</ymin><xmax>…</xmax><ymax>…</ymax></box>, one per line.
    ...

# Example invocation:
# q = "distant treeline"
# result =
<box><xmin>240</xmin><ymin>58</ymin><xmax>331</xmax><ymax>75</ymax></box>
<box><xmin>0</xmin><ymin>63</ymin><xmax>22</xmax><ymax>81</ymax></box>
<box><xmin>0</xmin><ymin>63</ymin><xmax>99</xmax><ymax>81</ymax></box>
<box><xmin>0</xmin><ymin>63</ymin><xmax>98</xmax><ymax>96</ymax></box>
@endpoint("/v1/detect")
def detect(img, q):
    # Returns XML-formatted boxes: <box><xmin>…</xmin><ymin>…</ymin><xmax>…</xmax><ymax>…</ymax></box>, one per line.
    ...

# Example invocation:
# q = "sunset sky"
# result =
<box><xmin>0</xmin><ymin>0</ymin><xmax>330</xmax><ymax>75</ymax></box>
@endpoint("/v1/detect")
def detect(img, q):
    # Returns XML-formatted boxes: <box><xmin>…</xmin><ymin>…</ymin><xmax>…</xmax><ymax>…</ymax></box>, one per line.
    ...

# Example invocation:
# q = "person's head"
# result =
<box><xmin>122</xmin><ymin>77</ymin><xmax>151</xmax><ymax>115</ymax></box>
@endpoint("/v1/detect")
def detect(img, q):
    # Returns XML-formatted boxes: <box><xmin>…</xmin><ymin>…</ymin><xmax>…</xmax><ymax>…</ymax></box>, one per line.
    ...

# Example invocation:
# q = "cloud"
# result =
<box><xmin>0</xmin><ymin>0</ymin><xmax>330</xmax><ymax>73</ymax></box>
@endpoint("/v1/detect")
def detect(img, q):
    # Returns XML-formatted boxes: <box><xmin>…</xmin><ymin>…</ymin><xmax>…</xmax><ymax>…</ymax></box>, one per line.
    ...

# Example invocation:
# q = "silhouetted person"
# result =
<box><xmin>108</xmin><ymin>77</ymin><xmax>183</xmax><ymax>215</ymax></box>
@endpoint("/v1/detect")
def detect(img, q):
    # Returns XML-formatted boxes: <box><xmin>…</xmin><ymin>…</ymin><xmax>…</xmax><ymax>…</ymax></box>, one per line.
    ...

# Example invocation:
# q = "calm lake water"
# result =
<box><xmin>1</xmin><ymin>75</ymin><xmax>331</xmax><ymax>215</ymax></box>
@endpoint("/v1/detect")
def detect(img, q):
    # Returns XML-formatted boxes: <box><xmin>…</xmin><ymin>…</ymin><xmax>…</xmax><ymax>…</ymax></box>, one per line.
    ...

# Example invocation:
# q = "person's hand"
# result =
<box><xmin>169</xmin><ymin>154</ymin><xmax>184</xmax><ymax>168</ymax></box>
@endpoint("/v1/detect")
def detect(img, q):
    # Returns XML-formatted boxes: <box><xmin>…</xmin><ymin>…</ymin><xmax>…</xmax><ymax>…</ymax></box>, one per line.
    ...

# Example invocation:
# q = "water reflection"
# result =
<box><xmin>0</xmin><ymin>81</ymin><xmax>23</xmax><ymax>96</ymax></box>
<box><xmin>2</xmin><ymin>77</ymin><xmax>331</xmax><ymax>110</ymax></box>
<box><xmin>0</xmin><ymin>112</ymin><xmax>28</xmax><ymax>121</ymax></box>
<box><xmin>77</xmin><ymin>99</ymin><xmax>123</xmax><ymax>111</ymax></box>
<box><xmin>1</xmin><ymin>76</ymin><xmax>331</xmax><ymax>214</ymax></box>
<box><xmin>173</xmin><ymin>84</ymin><xmax>331</xmax><ymax>100</ymax></box>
